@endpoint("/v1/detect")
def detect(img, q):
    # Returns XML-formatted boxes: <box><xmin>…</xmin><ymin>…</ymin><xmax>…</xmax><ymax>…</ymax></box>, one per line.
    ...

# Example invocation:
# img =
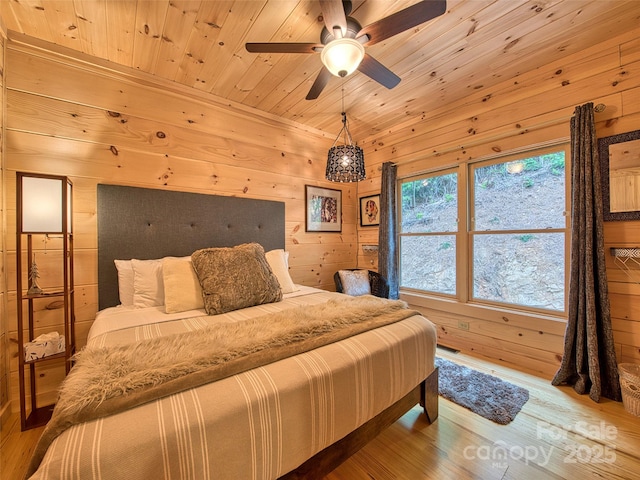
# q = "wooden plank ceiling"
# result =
<box><xmin>2</xmin><ymin>0</ymin><xmax>640</xmax><ymax>140</ymax></box>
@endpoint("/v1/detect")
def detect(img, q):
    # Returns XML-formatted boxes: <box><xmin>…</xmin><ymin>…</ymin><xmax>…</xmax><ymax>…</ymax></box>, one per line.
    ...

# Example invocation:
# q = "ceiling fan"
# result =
<box><xmin>245</xmin><ymin>0</ymin><xmax>447</xmax><ymax>100</ymax></box>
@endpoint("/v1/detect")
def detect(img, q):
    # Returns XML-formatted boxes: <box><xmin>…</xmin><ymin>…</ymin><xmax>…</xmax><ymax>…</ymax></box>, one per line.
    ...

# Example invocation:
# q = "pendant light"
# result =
<box><xmin>326</xmin><ymin>86</ymin><xmax>365</xmax><ymax>182</ymax></box>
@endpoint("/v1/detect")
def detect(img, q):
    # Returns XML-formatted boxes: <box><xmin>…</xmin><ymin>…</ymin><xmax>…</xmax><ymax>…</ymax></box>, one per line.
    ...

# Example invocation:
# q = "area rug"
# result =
<box><xmin>435</xmin><ymin>357</ymin><xmax>530</xmax><ymax>425</ymax></box>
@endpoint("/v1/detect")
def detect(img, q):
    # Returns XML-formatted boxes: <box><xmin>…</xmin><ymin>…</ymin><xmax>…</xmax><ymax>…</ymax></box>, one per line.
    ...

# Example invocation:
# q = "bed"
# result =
<box><xmin>26</xmin><ymin>185</ymin><xmax>438</xmax><ymax>480</ymax></box>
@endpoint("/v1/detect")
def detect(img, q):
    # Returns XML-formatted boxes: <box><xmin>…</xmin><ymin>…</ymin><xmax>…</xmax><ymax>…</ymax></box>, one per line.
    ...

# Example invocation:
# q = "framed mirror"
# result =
<box><xmin>599</xmin><ymin>129</ymin><xmax>640</xmax><ymax>221</ymax></box>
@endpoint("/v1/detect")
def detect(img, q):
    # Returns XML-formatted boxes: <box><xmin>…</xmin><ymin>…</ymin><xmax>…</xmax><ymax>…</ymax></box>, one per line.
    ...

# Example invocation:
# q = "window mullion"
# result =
<box><xmin>458</xmin><ymin>164</ymin><xmax>469</xmax><ymax>303</ymax></box>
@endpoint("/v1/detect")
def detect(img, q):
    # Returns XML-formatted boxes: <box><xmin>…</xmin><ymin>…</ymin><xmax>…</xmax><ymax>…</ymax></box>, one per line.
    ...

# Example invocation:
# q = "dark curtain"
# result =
<box><xmin>379</xmin><ymin>162</ymin><xmax>399</xmax><ymax>299</ymax></box>
<box><xmin>551</xmin><ymin>103</ymin><xmax>621</xmax><ymax>402</ymax></box>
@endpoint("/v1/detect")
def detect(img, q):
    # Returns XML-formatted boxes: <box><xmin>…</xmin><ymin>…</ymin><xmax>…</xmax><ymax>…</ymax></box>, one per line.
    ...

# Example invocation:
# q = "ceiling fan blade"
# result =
<box><xmin>245</xmin><ymin>43</ymin><xmax>321</xmax><ymax>54</ymax></box>
<box><xmin>358</xmin><ymin>0</ymin><xmax>447</xmax><ymax>46</ymax></box>
<box><xmin>358</xmin><ymin>53</ymin><xmax>401</xmax><ymax>89</ymax></box>
<box><xmin>306</xmin><ymin>67</ymin><xmax>333</xmax><ymax>100</ymax></box>
<box><xmin>319</xmin><ymin>0</ymin><xmax>347</xmax><ymax>36</ymax></box>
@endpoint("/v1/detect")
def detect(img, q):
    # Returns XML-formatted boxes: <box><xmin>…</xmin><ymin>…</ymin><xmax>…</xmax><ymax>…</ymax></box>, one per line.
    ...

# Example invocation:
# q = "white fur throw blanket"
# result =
<box><xmin>28</xmin><ymin>295</ymin><xmax>417</xmax><ymax>477</ymax></box>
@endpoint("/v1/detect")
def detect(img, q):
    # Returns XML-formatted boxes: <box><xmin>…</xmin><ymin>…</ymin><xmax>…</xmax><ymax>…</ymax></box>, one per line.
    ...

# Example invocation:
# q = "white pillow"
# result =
<box><xmin>338</xmin><ymin>270</ymin><xmax>371</xmax><ymax>296</ymax></box>
<box><xmin>114</xmin><ymin>259</ymin><xmax>134</xmax><ymax>306</ymax></box>
<box><xmin>265</xmin><ymin>249</ymin><xmax>298</xmax><ymax>294</ymax></box>
<box><xmin>131</xmin><ymin>258</ymin><xmax>165</xmax><ymax>308</ymax></box>
<box><xmin>163</xmin><ymin>257</ymin><xmax>204</xmax><ymax>313</ymax></box>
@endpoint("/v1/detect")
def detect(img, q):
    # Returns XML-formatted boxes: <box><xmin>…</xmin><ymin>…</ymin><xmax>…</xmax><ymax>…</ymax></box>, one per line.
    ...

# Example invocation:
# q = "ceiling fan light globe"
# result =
<box><xmin>321</xmin><ymin>38</ymin><xmax>365</xmax><ymax>77</ymax></box>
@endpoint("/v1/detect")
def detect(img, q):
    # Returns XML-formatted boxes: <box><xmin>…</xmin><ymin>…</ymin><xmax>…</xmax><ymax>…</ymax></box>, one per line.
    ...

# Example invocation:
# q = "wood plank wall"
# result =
<box><xmin>1</xmin><ymin>36</ymin><xmax>361</xmax><ymax>412</ymax></box>
<box><xmin>360</xmin><ymin>27</ymin><xmax>640</xmax><ymax>378</ymax></box>
<box><xmin>0</xmin><ymin>26</ymin><xmax>8</xmax><ymax>429</ymax></box>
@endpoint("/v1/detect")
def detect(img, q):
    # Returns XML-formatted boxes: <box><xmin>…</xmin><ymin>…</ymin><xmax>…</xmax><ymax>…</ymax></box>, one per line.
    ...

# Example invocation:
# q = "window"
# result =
<box><xmin>399</xmin><ymin>146</ymin><xmax>569</xmax><ymax>314</ymax></box>
<box><xmin>400</xmin><ymin>170</ymin><xmax>458</xmax><ymax>295</ymax></box>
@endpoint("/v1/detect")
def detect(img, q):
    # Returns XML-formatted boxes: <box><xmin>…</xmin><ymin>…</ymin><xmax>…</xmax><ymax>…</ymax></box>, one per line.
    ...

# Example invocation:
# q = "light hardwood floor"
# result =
<box><xmin>3</xmin><ymin>348</ymin><xmax>640</xmax><ymax>479</ymax></box>
<box><xmin>328</xmin><ymin>348</ymin><xmax>640</xmax><ymax>479</ymax></box>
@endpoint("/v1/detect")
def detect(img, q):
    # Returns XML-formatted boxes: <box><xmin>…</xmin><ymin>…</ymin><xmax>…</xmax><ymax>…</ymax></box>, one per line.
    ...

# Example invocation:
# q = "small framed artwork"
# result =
<box><xmin>306</xmin><ymin>185</ymin><xmax>342</xmax><ymax>232</ymax></box>
<box><xmin>360</xmin><ymin>194</ymin><xmax>381</xmax><ymax>227</ymax></box>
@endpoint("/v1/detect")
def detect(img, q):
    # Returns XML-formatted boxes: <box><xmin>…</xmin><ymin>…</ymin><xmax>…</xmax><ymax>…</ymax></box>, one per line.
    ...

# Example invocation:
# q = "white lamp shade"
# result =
<box><xmin>21</xmin><ymin>176</ymin><xmax>64</xmax><ymax>233</ymax></box>
<box><xmin>321</xmin><ymin>38</ymin><xmax>365</xmax><ymax>77</ymax></box>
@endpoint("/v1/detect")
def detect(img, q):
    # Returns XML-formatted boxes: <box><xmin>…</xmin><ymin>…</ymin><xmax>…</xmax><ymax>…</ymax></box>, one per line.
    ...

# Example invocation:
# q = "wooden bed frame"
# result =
<box><xmin>96</xmin><ymin>184</ymin><xmax>439</xmax><ymax>478</ymax></box>
<box><xmin>283</xmin><ymin>370</ymin><xmax>439</xmax><ymax>479</ymax></box>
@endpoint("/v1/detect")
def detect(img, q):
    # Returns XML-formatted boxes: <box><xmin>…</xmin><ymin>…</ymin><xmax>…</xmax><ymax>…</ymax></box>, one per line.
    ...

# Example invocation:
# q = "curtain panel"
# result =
<box><xmin>551</xmin><ymin>102</ymin><xmax>621</xmax><ymax>402</ymax></box>
<box><xmin>379</xmin><ymin>162</ymin><xmax>399</xmax><ymax>299</ymax></box>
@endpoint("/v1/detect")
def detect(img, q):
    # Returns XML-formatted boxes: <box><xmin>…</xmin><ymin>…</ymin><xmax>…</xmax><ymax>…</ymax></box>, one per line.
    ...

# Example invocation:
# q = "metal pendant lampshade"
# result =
<box><xmin>326</xmin><ymin>111</ymin><xmax>365</xmax><ymax>182</ymax></box>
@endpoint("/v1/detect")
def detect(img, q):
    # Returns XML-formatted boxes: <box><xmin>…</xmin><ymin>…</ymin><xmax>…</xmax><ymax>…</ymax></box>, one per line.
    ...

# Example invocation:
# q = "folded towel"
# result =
<box><xmin>24</xmin><ymin>332</ymin><xmax>65</xmax><ymax>361</ymax></box>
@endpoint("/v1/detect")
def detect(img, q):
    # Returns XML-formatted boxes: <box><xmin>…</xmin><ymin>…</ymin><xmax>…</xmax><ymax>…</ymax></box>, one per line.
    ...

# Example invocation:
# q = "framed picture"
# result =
<box><xmin>305</xmin><ymin>185</ymin><xmax>342</xmax><ymax>232</ymax></box>
<box><xmin>360</xmin><ymin>194</ymin><xmax>381</xmax><ymax>227</ymax></box>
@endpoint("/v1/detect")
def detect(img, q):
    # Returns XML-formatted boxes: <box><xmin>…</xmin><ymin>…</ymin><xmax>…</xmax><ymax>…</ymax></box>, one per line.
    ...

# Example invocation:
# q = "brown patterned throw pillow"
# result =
<box><xmin>191</xmin><ymin>243</ymin><xmax>283</xmax><ymax>315</ymax></box>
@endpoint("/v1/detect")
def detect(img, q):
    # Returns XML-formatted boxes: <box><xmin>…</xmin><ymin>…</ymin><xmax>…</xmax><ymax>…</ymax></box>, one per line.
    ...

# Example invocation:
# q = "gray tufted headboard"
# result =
<box><xmin>97</xmin><ymin>184</ymin><xmax>285</xmax><ymax>310</ymax></box>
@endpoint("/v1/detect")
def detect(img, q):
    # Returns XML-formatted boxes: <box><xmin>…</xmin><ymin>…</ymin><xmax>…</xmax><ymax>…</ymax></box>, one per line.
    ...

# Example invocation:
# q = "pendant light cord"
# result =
<box><xmin>341</xmin><ymin>81</ymin><xmax>347</xmax><ymax>146</ymax></box>
<box><xmin>331</xmin><ymin>80</ymin><xmax>354</xmax><ymax>148</ymax></box>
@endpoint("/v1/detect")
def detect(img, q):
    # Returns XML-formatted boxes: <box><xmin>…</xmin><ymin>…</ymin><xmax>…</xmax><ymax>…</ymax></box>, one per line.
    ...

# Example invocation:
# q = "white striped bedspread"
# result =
<box><xmin>30</xmin><ymin>287</ymin><xmax>437</xmax><ymax>480</ymax></box>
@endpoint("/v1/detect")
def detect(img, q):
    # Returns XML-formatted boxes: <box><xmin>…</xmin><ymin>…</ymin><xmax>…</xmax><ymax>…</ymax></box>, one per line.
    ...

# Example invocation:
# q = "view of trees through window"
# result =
<box><xmin>400</xmin><ymin>149</ymin><xmax>568</xmax><ymax>313</ymax></box>
<box><xmin>400</xmin><ymin>171</ymin><xmax>457</xmax><ymax>295</ymax></box>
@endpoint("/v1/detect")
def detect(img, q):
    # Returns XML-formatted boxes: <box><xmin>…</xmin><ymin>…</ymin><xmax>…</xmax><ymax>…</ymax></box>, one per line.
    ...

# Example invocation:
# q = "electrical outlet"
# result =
<box><xmin>458</xmin><ymin>321</ymin><xmax>470</xmax><ymax>331</ymax></box>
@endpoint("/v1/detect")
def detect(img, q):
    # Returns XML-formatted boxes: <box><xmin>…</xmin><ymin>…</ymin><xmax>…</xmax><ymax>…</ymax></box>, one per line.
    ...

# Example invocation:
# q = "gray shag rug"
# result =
<box><xmin>436</xmin><ymin>357</ymin><xmax>530</xmax><ymax>425</ymax></box>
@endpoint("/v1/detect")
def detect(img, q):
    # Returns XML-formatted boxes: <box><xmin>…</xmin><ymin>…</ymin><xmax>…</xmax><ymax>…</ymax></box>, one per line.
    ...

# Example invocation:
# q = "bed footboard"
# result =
<box><xmin>281</xmin><ymin>367</ymin><xmax>439</xmax><ymax>479</ymax></box>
